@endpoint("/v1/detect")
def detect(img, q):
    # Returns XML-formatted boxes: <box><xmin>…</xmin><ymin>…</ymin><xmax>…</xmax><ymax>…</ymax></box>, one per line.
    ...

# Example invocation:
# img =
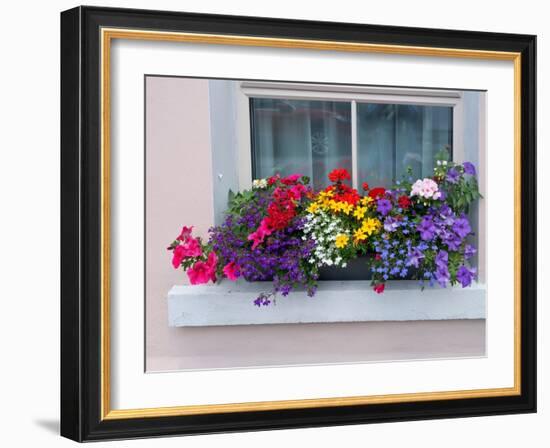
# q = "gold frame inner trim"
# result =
<box><xmin>100</xmin><ymin>27</ymin><xmax>522</xmax><ymax>421</ymax></box>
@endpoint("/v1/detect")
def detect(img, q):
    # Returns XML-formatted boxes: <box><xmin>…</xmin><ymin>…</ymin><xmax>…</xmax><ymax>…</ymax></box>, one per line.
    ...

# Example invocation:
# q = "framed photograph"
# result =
<box><xmin>60</xmin><ymin>5</ymin><xmax>536</xmax><ymax>441</ymax></box>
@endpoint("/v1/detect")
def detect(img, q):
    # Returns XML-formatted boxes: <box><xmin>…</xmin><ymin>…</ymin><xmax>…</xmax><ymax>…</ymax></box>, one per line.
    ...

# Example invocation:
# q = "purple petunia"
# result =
<box><xmin>442</xmin><ymin>231</ymin><xmax>462</xmax><ymax>251</ymax></box>
<box><xmin>446</xmin><ymin>167</ymin><xmax>460</xmax><ymax>184</ymax></box>
<box><xmin>463</xmin><ymin>162</ymin><xmax>476</xmax><ymax>176</ymax></box>
<box><xmin>456</xmin><ymin>265</ymin><xmax>476</xmax><ymax>287</ymax></box>
<box><xmin>377</xmin><ymin>198</ymin><xmax>392</xmax><ymax>216</ymax></box>
<box><xmin>417</xmin><ymin>216</ymin><xmax>436</xmax><ymax>241</ymax></box>
<box><xmin>435</xmin><ymin>264</ymin><xmax>450</xmax><ymax>287</ymax></box>
<box><xmin>435</xmin><ymin>250</ymin><xmax>448</xmax><ymax>268</ymax></box>
<box><xmin>452</xmin><ymin>216</ymin><xmax>472</xmax><ymax>239</ymax></box>
<box><xmin>464</xmin><ymin>244</ymin><xmax>477</xmax><ymax>259</ymax></box>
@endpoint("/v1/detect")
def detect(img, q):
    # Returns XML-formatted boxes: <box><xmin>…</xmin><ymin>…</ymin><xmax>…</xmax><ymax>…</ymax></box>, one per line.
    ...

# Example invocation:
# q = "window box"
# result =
<box><xmin>167</xmin><ymin>281</ymin><xmax>486</xmax><ymax>327</ymax></box>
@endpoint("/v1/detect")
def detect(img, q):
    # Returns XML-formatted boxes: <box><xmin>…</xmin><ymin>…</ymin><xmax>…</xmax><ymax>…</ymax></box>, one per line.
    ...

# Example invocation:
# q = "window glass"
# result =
<box><xmin>251</xmin><ymin>98</ymin><xmax>352</xmax><ymax>190</ymax></box>
<box><xmin>357</xmin><ymin>103</ymin><xmax>453</xmax><ymax>187</ymax></box>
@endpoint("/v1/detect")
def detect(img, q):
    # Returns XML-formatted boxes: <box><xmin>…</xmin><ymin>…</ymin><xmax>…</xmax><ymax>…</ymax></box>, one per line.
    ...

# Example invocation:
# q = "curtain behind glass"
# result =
<box><xmin>357</xmin><ymin>103</ymin><xmax>452</xmax><ymax>188</ymax></box>
<box><xmin>251</xmin><ymin>98</ymin><xmax>351</xmax><ymax>190</ymax></box>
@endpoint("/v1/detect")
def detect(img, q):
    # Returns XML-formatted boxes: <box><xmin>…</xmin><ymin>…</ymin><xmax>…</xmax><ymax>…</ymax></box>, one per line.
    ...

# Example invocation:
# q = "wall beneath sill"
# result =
<box><xmin>148</xmin><ymin>319</ymin><xmax>485</xmax><ymax>371</ymax></box>
<box><xmin>145</xmin><ymin>76</ymin><xmax>485</xmax><ymax>372</ymax></box>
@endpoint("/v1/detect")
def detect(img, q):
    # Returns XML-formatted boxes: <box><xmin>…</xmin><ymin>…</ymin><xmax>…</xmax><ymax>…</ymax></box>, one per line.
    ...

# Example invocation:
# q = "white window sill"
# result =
<box><xmin>167</xmin><ymin>280</ymin><xmax>486</xmax><ymax>327</ymax></box>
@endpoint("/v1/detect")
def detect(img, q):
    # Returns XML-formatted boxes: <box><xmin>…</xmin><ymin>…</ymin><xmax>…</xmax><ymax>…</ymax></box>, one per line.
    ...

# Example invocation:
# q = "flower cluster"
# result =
<box><xmin>302</xmin><ymin>169</ymin><xmax>382</xmax><ymax>269</ymax></box>
<box><xmin>369</xmin><ymin>157</ymin><xmax>480</xmax><ymax>292</ymax></box>
<box><xmin>167</xmin><ymin>226</ymin><xmax>219</xmax><ymax>285</ymax></box>
<box><xmin>210</xmin><ymin>174</ymin><xmax>317</xmax><ymax>305</ymax></box>
<box><xmin>168</xmin><ymin>156</ymin><xmax>481</xmax><ymax>305</ymax></box>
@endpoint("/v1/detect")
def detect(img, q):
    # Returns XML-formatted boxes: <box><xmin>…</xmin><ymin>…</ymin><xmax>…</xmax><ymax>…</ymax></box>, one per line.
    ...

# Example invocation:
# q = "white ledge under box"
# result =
<box><xmin>167</xmin><ymin>280</ymin><xmax>486</xmax><ymax>327</ymax></box>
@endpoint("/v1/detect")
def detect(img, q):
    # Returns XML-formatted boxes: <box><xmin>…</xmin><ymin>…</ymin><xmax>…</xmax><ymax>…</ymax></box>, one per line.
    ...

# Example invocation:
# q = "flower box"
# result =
<box><xmin>318</xmin><ymin>255</ymin><xmax>374</xmax><ymax>280</ymax></box>
<box><xmin>167</xmin><ymin>280</ymin><xmax>486</xmax><ymax>327</ymax></box>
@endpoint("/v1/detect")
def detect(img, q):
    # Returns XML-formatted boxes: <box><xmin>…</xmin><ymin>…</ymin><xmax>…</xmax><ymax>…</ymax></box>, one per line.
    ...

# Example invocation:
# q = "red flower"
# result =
<box><xmin>267</xmin><ymin>174</ymin><xmax>280</xmax><ymax>185</ymax></box>
<box><xmin>373</xmin><ymin>283</ymin><xmax>385</xmax><ymax>294</ymax></box>
<box><xmin>368</xmin><ymin>187</ymin><xmax>386</xmax><ymax>199</ymax></box>
<box><xmin>374</xmin><ymin>254</ymin><xmax>381</xmax><ymax>261</ymax></box>
<box><xmin>397</xmin><ymin>195</ymin><xmax>411</xmax><ymax>209</ymax></box>
<box><xmin>328</xmin><ymin>168</ymin><xmax>351</xmax><ymax>183</ymax></box>
<box><xmin>362</xmin><ymin>182</ymin><xmax>369</xmax><ymax>191</ymax></box>
<box><xmin>331</xmin><ymin>182</ymin><xmax>360</xmax><ymax>205</ymax></box>
<box><xmin>266</xmin><ymin>200</ymin><xmax>296</xmax><ymax>230</ymax></box>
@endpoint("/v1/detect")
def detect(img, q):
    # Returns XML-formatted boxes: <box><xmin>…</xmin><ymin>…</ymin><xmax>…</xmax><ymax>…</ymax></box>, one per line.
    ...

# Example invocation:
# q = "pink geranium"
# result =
<box><xmin>247</xmin><ymin>219</ymin><xmax>272</xmax><ymax>249</ymax></box>
<box><xmin>223</xmin><ymin>261</ymin><xmax>240</xmax><ymax>281</ymax></box>
<box><xmin>187</xmin><ymin>252</ymin><xmax>218</xmax><ymax>285</ymax></box>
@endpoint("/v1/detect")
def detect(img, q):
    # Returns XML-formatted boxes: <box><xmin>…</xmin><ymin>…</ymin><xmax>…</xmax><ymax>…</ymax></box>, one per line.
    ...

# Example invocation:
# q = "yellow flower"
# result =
<box><xmin>360</xmin><ymin>196</ymin><xmax>374</xmax><ymax>207</ymax></box>
<box><xmin>307</xmin><ymin>202</ymin><xmax>319</xmax><ymax>214</ymax></box>
<box><xmin>353</xmin><ymin>206</ymin><xmax>367</xmax><ymax>220</ymax></box>
<box><xmin>328</xmin><ymin>200</ymin><xmax>340</xmax><ymax>213</ymax></box>
<box><xmin>319</xmin><ymin>190</ymin><xmax>334</xmax><ymax>200</ymax></box>
<box><xmin>362</xmin><ymin>218</ymin><xmax>381</xmax><ymax>236</ymax></box>
<box><xmin>353</xmin><ymin>228</ymin><xmax>367</xmax><ymax>243</ymax></box>
<box><xmin>335</xmin><ymin>234</ymin><xmax>349</xmax><ymax>249</ymax></box>
<box><xmin>340</xmin><ymin>203</ymin><xmax>354</xmax><ymax>215</ymax></box>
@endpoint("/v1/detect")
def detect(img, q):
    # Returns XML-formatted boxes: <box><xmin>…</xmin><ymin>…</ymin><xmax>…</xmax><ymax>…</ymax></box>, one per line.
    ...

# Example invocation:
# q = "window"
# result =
<box><xmin>356</xmin><ymin>103</ymin><xmax>452</xmax><ymax>188</ymax></box>
<box><xmin>250</xmin><ymin>97</ymin><xmax>453</xmax><ymax>190</ymax></box>
<box><xmin>250</xmin><ymin>98</ymin><xmax>351</xmax><ymax>191</ymax></box>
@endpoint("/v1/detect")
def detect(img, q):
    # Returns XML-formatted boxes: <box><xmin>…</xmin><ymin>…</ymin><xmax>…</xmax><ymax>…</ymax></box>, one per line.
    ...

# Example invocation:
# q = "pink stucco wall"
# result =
<box><xmin>145</xmin><ymin>76</ymin><xmax>214</xmax><ymax>370</ymax></box>
<box><xmin>145</xmin><ymin>76</ymin><xmax>484</xmax><ymax>372</ymax></box>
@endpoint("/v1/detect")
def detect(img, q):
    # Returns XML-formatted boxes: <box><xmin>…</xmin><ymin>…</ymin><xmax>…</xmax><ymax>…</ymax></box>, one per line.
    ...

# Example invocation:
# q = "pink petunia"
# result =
<box><xmin>180</xmin><ymin>236</ymin><xmax>202</xmax><ymax>258</ymax></box>
<box><xmin>187</xmin><ymin>261</ymin><xmax>210</xmax><ymax>284</ymax></box>
<box><xmin>223</xmin><ymin>261</ymin><xmax>240</xmax><ymax>281</ymax></box>
<box><xmin>176</xmin><ymin>225</ymin><xmax>194</xmax><ymax>241</ymax></box>
<box><xmin>187</xmin><ymin>252</ymin><xmax>218</xmax><ymax>285</ymax></box>
<box><xmin>171</xmin><ymin>245</ymin><xmax>187</xmax><ymax>269</ymax></box>
<box><xmin>247</xmin><ymin>219</ymin><xmax>272</xmax><ymax>249</ymax></box>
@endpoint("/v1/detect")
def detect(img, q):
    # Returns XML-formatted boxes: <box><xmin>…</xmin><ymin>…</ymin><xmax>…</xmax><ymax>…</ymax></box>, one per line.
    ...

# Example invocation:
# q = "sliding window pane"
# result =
<box><xmin>357</xmin><ymin>103</ymin><xmax>452</xmax><ymax>188</ymax></box>
<box><xmin>251</xmin><ymin>98</ymin><xmax>351</xmax><ymax>190</ymax></box>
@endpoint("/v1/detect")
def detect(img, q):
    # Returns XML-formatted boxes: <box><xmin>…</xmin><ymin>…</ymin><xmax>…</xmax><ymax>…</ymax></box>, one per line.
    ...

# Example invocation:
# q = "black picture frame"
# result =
<box><xmin>61</xmin><ymin>5</ymin><xmax>536</xmax><ymax>442</ymax></box>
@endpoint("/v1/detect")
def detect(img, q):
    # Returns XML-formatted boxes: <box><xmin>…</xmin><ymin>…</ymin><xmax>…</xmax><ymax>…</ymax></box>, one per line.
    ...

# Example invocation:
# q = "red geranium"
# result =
<box><xmin>331</xmin><ymin>182</ymin><xmax>360</xmax><ymax>205</ymax></box>
<box><xmin>328</xmin><ymin>168</ymin><xmax>351</xmax><ymax>183</ymax></box>
<box><xmin>265</xmin><ymin>187</ymin><xmax>298</xmax><ymax>230</ymax></box>
<box><xmin>362</xmin><ymin>182</ymin><xmax>369</xmax><ymax>191</ymax></box>
<box><xmin>373</xmin><ymin>283</ymin><xmax>385</xmax><ymax>294</ymax></box>
<box><xmin>397</xmin><ymin>195</ymin><xmax>412</xmax><ymax>209</ymax></box>
<box><xmin>368</xmin><ymin>187</ymin><xmax>386</xmax><ymax>199</ymax></box>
